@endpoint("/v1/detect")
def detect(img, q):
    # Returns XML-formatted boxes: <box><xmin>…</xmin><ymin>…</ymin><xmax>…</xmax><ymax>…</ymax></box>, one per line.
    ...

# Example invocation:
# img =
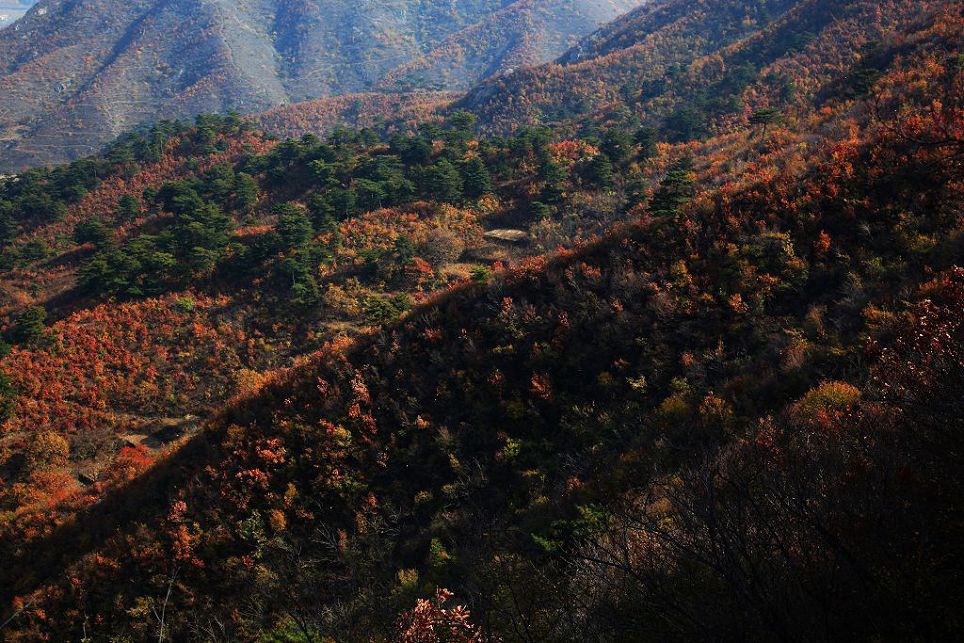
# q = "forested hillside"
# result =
<box><xmin>0</xmin><ymin>0</ymin><xmax>961</xmax><ymax>639</ymax></box>
<box><xmin>463</xmin><ymin>0</ymin><xmax>940</xmax><ymax>136</ymax></box>
<box><xmin>253</xmin><ymin>91</ymin><xmax>457</xmax><ymax>141</ymax></box>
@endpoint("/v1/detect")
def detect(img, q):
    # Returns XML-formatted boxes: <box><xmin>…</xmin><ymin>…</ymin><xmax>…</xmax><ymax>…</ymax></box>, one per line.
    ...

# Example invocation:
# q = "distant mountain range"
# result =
<box><xmin>0</xmin><ymin>0</ymin><xmax>641</xmax><ymax>171</ymax></box>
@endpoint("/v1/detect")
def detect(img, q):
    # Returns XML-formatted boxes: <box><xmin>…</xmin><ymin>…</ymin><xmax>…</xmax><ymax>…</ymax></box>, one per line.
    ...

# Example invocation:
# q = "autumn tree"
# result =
<box><xmin>396</xmin><ymin>589</ymin><xmax>483</xmax><ymax>643</ymax></box>
<box><xmin>420</xmin><ymin>228</ymin><xmax>464</xmax><ymax>268</ymax></box>
<box><xmin>23</xmin><ymin>431</ymin><xmax>70</xmax><ymax>472</ymax></box>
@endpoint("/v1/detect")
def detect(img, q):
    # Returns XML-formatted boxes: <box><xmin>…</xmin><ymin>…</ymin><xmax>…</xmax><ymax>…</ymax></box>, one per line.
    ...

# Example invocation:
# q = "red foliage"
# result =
<box><xmin>396</xmin><ymin>588</ymin><xmax>486</xmax><ymax>643</ymax></box>
<box><xmin>1</xmin><ymin>294</ymin><xmax>261</xmax><ymax>436</ymax></box>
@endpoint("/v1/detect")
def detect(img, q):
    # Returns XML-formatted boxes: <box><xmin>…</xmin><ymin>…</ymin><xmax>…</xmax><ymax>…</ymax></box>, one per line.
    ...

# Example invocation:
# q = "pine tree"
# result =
<box><xmin>634</xmin><ymin>126</ymin><xmax>658</xmax><ymax>161</ymax></box>
<box><xmin>115</xmin><ymin>194</ymin><xmax>142</xmax><ymax>221</ymax></box>
<box><xmin>461</xmin><ymin>157</ymin><xmax>492</xmax><ymax>199</ymax></box>
<box><xmin>422</xmin><ymin>160</ymin><xmax>464</xmax><ymax>203</ymax></box>
<box><xmin>749</xmin><ymin>108</ymin><xmax>783</xmax><ymax>136</ymax></box>
<box><xmin>540</xmin><ymin>159</ymin><xmax>568</xmax><ymax>204</ymax></box>
<box><xmin>73</xmin><ymin>218</ymin><xmax>112</xmax><ymax>249</ymax></box>
<box><xmin>275</xmin><ymin>203</ymin><xmax>313</xmax><ymax>249</ymax></box>
<box><xmin>583</xmin><ymin>154</ymin><xmax>615</xmax><ymax>189</ymax></box>
<box><xmin>234</xmin><ymin>173</ymin><xmax>259</xmax><ymax>213</ymax></box>
<box><xmin>602</xmin><ymin>129</ymin><xmax>633</xmax><ymax>163</ymax></box>
<box><xmin>0</xmin><ymin>368</ymin><xmax>14</xmax><ymax>422</ymax></box>
<box><xmin>8</xmin><ymin>306</ymin><xmax>47</xmax><ymax>345</ymax></box>
<box><xmin>650</xmin><ymin>157</ymin><xmax>696</xmax><ymax>216</ymax></box>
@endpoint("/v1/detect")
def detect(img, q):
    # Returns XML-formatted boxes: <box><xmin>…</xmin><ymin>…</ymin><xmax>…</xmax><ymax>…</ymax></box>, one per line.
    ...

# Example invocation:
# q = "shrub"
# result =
<box><xmin>23</xmin><ymin>431</ymin><xmax>70</xmax><ymax>472</ymax></box>
<box><xmin>420</xmin><ymin>228</ymin><xmax>464</xmax><ymax>268</ymax></box>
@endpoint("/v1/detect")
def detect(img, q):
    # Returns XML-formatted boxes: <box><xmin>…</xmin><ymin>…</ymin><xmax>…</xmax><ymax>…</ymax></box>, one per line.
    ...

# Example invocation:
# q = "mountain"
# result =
<box><xmin>462</xmin><ymin>0</ymin><xmax>934</xmax><ymax>136</ymax></box>
<box><xmin>0</xmin><ymin>0</ymin><xmax>962</xmax><ymax>639</ymax></box>
<box><xmin>0</xmin><ymin>0</ymin><xmax>641</xmax><ymax>172</ymax></box>
<box><xmin>374</xmin><ymin>0</ymin><xmax>645</xmax><ymax>92</ymax></box>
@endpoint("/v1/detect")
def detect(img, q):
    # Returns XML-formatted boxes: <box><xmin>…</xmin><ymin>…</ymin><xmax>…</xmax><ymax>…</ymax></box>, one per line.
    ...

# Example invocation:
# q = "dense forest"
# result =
<box><xmin>0</xmin><ymin>0</ymin><xmax>961</xmax><ymax>639</ymax></box>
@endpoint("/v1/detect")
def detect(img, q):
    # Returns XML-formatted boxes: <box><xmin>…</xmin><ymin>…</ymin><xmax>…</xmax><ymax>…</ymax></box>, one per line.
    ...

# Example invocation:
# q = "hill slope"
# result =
<box><xmin>0</xmin><ymin>0</ymin><xmax>961</xmax><ymax>639</ymax></box>
<box><xmin>0</xmin><ymin>0</ymin><xmax>640</xmax><ymax>172</ymax></box>
<box><xmin>462</xmin><ymin>0</ymin><xmax>935</xmax><ymax>136</ymax></box>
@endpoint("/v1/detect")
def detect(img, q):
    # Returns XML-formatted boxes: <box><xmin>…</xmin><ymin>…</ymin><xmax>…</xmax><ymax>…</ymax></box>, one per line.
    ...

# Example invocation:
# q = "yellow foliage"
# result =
<box><xmin>792</xmin><ymin>381</ymin><xmax>862</xmax><ymax>426</ymax></box>
<box><xmin>24</xmin><ymin>431</ymin><xmax>70</xmax><ymax>471</ymax></box>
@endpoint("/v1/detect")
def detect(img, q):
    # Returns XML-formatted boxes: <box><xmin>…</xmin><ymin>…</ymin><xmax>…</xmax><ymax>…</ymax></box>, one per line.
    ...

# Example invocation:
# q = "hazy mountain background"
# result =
<box><xmin>0</xmin><ymin>0</ymin><xmax>641</xmax><ymax>171</ymax></box>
